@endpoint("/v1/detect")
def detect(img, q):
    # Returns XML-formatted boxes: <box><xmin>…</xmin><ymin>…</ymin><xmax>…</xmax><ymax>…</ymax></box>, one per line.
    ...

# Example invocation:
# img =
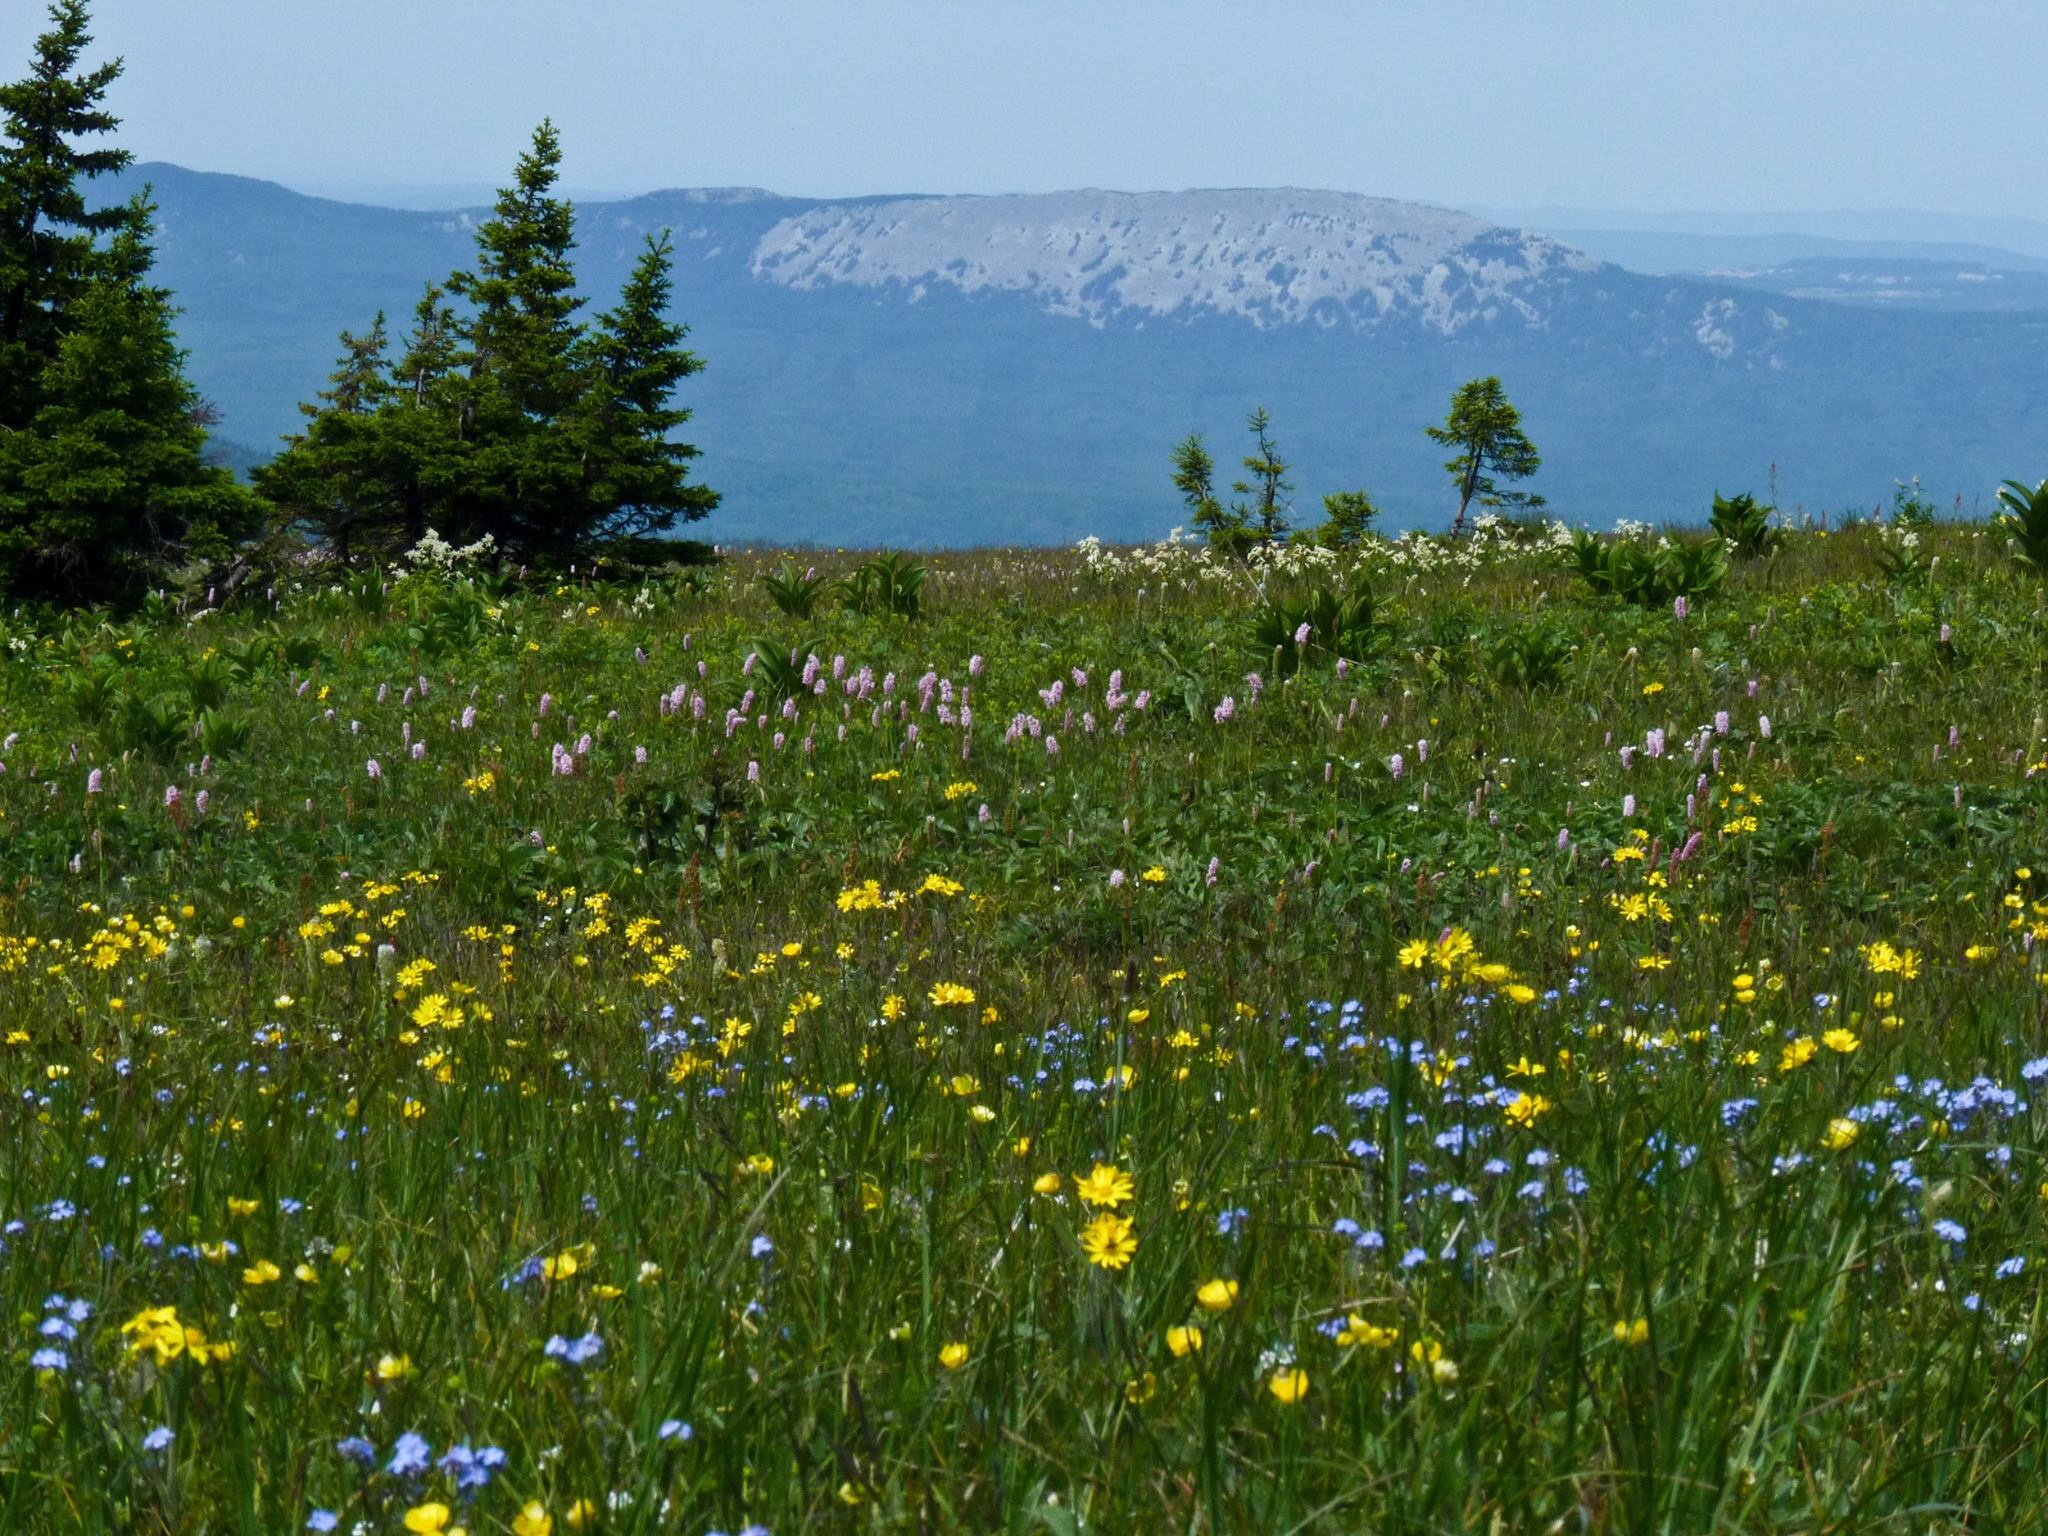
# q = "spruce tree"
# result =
<box><xmin>1426</xmin><ymin>376</ymin><xmax>1544</xmax><ymax>535</ymax></box>
<box><xmin>256</xmin><ymin>312</ymin><xmax>396</xmax><ymax>560</ymax></box>
<box><xmin>0</xmin><ymin>4</ymin><xmax>261</xmax><ymax>603</ymax></box>
<box><xmin>446</xmin><ymin>119</ymin><xmax>587</xmax><ymax>562</ymax></box>
<box><xmin>259</xmin><ymin>285</ymin><xmax>475</xmax><ymax>560</ymax></box>
<box><xmin>0</xmin><ymin>0</ymin><xmax>141</xmax><ymax>432</ymax></box>
<box><xmin>1232</xmin><ymin>407</ymin><xmax>1293</xmax><ymax>543</ymax></box>
<box><xmin>568</xmin><ymin>231</ymin><xmax>718</xmax><ymax>544</ymax></box>
<box><xmin>271</xmin><ymin>121</ymin><xmax>718</xmax><ymax>568</ymax></box>
<box><xmin>0</xmin><ymin>218</ymin><xmax>262</xmax><ymax>600</ymax></box>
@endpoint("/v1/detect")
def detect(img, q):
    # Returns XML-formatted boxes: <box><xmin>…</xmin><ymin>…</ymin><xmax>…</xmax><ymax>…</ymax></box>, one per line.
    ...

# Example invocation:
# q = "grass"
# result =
<box><xmin>3</xmin><ymin>516</ymin><xmax>2048</xmax><ymax>1533</ymax></box>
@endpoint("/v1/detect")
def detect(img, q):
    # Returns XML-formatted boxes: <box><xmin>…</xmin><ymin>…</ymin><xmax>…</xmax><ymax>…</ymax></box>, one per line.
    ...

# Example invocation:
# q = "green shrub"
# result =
<box><xmin>1487</xmin><ymin>624</ymin><xmax>1574</xmax><ymax>689</ymax></box>
<box><xmin>760</xmin><ymin>566</ymin><xmax>826</xmax><ymax>619</ymax></box>
<box><xmin>1709</xmin><ymin>491</ymin><xmax>1781</xmax><ymax>558</ymax></box>
<box><xmin>1573</xmin><ymin>530</ymin><xmax>1726</xmax><ymax>607</ymax></box>
<box><xmin>839</xmin><ymin>553</ymin><xmax>925</xmax><ymax>618</ymax></box>
<box><xmin>1250</xmin><ymin>577</ymin><xmax>1377</xmax><ymax>669</ymax></box>
<box><xmin>1997</xmin><ymin>478</ymin><xmax>2048</xmax><ymax>575</ymax></box>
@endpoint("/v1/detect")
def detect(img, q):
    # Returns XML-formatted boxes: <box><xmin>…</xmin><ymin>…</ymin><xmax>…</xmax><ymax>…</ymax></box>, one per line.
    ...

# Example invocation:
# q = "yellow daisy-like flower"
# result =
<box><xmin>1166</xmin><ymin>1324</ymin><xmax>1204</xmax><ymax>1357</ymax></box>
<box><xmin>1196</xmin><ymin>1278</ymin><xmax>1239</xmax><ymax>1312</ymax></box>
<box><xmin>512</xmin><ymin>1503</ymin><xmax>554</xmax><ymax>1536</ymax></box>
<box><xmin>1822</xmin><ymin>1116</ymin><xmax>1860</xmax><ymax>1150</ymax></box>
<box><xmin>1268</xmin><ymin>1367</ymin><xmax>1308</xmax><ymax>1403</ymax></box>
<box><xmin>928</xmin><ymin>982</ymin><xmax>976</xmax><ymax>1008</ymax></box>
<box><xmin>938</xmin><ymin>1341</ymin><xmax>970</xmax><ymax>1370</ymax></box>
<box><xmin>1072</xmin><ymin>1163</ymin><xmax>1134</xmax><ymax>1208</ymax></box>
<box><xmin>403</xmin><ymin>1503</ymin><xmax>453</xmax><ymax>1535</ymax></box>
<box><xmin>1080</xmin><ymin>1211</ymin><xmax>1138</xmax><ymax>1270</ymax></box>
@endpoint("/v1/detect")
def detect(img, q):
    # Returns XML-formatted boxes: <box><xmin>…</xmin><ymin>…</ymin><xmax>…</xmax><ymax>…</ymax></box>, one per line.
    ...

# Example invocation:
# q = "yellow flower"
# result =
<box><xmin>1503</xmin><ymin>1092</ymin><xmax>1552</xmax><ymax>1127</ymax></box>
<box><xmin>944</xmin><ymin>780</ymin><xmax>978</xmax><ymax>801</ymax></box>
<box><xmin>1822</xmin><ymin>1028</ymin><xmax>1860</xmax><ymax>1054</ymax></box>
<box><xmin>1141</xmin><ymin>866</ymin><xmax>1166</xmax><ymax>883</ymax></box>
<box><xmin>928</xmin><ymin>982</ymin><xmax>976</xmax><ymax>1008</ymax></box>
<box><xmin>1822</xmin><ymin>1116</ymin><xmax>1861</xmax><ymax>1150</ymax></box>
<box><xmin>510</xmin><ymin>1499</ymin><xmax>552</xmax><ymax>1533</ymax></box>
<box><xmin>1335</xmin><ymin>1314</ymin><xmax>1399</xmax><ymax>1349</ymax></box>
<box><xmin>1196</xmin><ymin>1278</ymin><xmax>1239</xmax><ymax>1312</ymax></box>
<box><xmin>565</xmin><ymin>1501</ymin><xmax>597</xmax><ymax>1531</ymax></box>
<box><xmin>918</xmin><ymin>873</ymin><xmax>964</xmax><ymax>897</ymax></box>
<box><xmin>1073</xmin><ymin>1163</ymin><xmax>1134</xmax><ymax>1208</ymax></box>
<box><xmin>1166</xmin><ymin>1324</ymin><xmax>1204</xmax><ymax>1357</ymax></box>
<box><xmin>403</xmin><ymin>1504</ymin><xmax>453</xmax><ymax>1535</ymax></box>
<box><xmin>1268</xmin><ymin>1367</ymin><xmax>1309</xmax><ymax>1403</ymax></box>
<box><xmin>1080</xmin><ymin>1211</ymin><xmax>1138</xmax><ymax>1270</ymax></box>
<box><xmin>1612</xmin><ymin>1317</ymin><xmax>1649</xmax><ymax>1346</ymax></box>
<box><xmin>1778</xmin><ymin>1036</ymin><xmax>1817</xmax><ymax>1072</ymax></box>
<box><xmin>869</xmin><ymin>768</ymin><xmax>901</xmax><ymax>782</ymax></box>
<box><xmin>294</xmin><ymin>1262</ymin><xmax>319</xmax><ymax>1284</ymax></box>
<box><xmin>938</xmin><ymin>1341</ymin><xmax>970</xmax><ymax>1370</ymax></box>
<box><xmin>375</xmin><ymin>1352</ymin><xmax>413</xmax><ymax>1382</ymax></box>
<box><xmin>1503</xmin><ymin>983</ymin><xmax>1537</xmax><ymax>1005</ymax></box>
<box><xmin>241</xmin><ymin>1259</ymin><xmax>281</xmax><ymax>1285</ymax></box>
<box><xmin>542</xmin><ymin>1251</ymin><xmax>580</xmax><ymax>1281</ymax></box>
<box><xmin>226</xmin><ymin>1197</ymin><xmax>260</xmax><ymax>1217</ymax></box>
<box><xmin>1032</xmin><ymin>1172</ymin><xmax>1062</xmax><ymax>1195</ymax></box>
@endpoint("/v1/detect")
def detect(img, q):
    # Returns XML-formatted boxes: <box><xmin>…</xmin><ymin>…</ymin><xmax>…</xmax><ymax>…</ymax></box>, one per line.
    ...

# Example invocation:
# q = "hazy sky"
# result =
<box><xmin>3</xmin><ymin>0</ymin><xmax>2041</xmax><ymax>215</ymax></box>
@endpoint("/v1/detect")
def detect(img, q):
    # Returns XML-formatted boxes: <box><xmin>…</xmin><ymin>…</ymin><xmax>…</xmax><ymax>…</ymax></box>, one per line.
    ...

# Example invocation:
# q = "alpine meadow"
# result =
<box><xmin>7</xmin><ymin>4</ymin><xmax>2048</xmax><ymax>1536</ymax></box>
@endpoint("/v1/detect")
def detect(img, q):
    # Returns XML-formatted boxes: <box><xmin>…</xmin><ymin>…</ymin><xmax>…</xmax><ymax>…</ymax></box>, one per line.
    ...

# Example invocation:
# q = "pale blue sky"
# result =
<box><xmin>4</xmin><ymin>0</ymin><xmax>2041</xmax><ymax>216</ymax></box>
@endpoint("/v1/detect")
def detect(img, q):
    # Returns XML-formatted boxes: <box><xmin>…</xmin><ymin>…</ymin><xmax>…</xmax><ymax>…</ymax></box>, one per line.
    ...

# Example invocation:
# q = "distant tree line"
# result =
<box><xmin>1170</xmin><ymin>376</ymin><xmax>1544</xmax><ymax>553</ymax></box>
<box><xmin>0</xmin><ymin>1</ymin><xmax>717</xmax><ymax>606</ymax></box>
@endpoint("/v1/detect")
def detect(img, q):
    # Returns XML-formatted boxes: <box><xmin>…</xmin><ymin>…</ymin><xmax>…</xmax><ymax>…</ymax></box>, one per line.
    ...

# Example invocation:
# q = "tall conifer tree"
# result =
<box><xmin>0</xmin><ymin>3</ymin><xmax>261</xmax><ymax>602</ymax></box>
<box><xmin>267</xmin><ymin>121</ymin><xmax>717</xmax><ymax>566</ymax></box>
<box><xmin>0</xmin><ymin>217</ymin><xmax>262</xmax><ymax>598</ymax></box>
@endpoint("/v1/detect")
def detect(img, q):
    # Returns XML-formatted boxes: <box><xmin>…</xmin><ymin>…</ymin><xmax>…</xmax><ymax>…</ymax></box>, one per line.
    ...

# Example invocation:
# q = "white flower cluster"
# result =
<box><xmin>401</xmin><ymin>528</ymin><xmax>499</xmax><ymax>571</ymax></box>
<box><xmin>1077</xmin><ymin>516</ymin><xmax>1579</xmax><ymax>587</ymax></box>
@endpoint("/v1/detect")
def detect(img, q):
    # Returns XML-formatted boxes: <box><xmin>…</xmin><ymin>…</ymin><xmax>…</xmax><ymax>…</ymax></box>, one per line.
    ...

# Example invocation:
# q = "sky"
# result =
<box><xmin>3</xmin><ymin>0</ymin><xmax>2043</xmax><ymax>219</ymax></box>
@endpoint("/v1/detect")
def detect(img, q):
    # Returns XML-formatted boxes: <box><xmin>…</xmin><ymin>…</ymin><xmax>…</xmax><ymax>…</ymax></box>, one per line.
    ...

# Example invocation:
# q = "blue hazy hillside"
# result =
<box><xmin>126</xmin><ymin>164</ymin><xmax>2048</xmax><ymax>545</ymax></box>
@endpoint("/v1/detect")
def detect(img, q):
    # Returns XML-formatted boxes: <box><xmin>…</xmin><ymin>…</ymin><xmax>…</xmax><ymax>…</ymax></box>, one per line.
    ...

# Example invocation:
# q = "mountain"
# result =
<box><xmin>125</xmin><ymin>164</ymin><xmax>2048</xmax><ymax>545</ymax></box>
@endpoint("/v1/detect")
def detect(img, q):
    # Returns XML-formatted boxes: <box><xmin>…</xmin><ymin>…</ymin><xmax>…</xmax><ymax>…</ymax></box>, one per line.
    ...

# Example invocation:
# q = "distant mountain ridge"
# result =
<box><xmin>119</xmin><ymin>164</ymin><xmax>2048</xmax><ymax>545</ymax></box>
<box><xmin>749</xmin><ymin>189</ymin><xmax>1601</xmax><ymax>332</ymax></box>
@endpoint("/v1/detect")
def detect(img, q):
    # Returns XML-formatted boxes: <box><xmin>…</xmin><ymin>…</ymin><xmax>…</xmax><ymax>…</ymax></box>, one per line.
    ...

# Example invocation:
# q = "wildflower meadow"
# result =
<box><xmin>6</xmin><ymin>514</ymin><xmax>2048</xmax><ymax>1533</ymax></box>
